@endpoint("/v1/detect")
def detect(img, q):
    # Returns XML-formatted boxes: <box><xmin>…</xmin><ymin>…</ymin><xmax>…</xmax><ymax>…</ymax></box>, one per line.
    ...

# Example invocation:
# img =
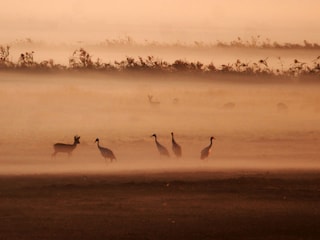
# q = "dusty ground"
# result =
<box><xmin>0</xmin><ymin>171</ymin><xmax>320</xmax><ymax>240</ymax></box>
<box><xmin>0</xmin><ymin>72</ymin><xmax>319</xmax><ymax>173</ymax></box>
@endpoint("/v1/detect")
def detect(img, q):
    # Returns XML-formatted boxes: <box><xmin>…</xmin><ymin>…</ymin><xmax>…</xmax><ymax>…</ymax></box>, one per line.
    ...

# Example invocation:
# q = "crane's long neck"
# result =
<box><xmin>153</xmin><ymin>136</ymin><xmax>161</xmax><ymax>147</ymax></box>
<box><xmin>209</xmin><ymin>138</ymin><xmax>213</xmax><ymax>148</ymax></box>
<box><xmin>171</xmin><ymin>134</ymin><xmax>175</xmax><ymax>143</ymax></box>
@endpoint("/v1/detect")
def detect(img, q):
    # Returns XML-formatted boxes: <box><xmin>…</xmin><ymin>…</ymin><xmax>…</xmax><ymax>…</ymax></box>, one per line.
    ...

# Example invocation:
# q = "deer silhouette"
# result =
<box><xmin>52</xmin><ymin>135</ymin><xmax>80</xmax><ymax>157</ymax></box>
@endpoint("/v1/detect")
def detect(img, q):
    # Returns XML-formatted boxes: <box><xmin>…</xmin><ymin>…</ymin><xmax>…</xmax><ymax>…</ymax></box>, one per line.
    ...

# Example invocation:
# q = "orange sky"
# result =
<box><xmin>1</xmin><ymin>0</ymin><xmax>319</xmax><ymax>43</ymax></box>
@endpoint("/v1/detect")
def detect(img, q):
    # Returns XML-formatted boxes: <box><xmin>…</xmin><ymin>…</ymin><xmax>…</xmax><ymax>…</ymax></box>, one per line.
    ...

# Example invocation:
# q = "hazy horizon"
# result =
<box><xmin>1</xmin><ymin>0</ymin><xmax>320</xmax><ymax>44</ymax></box>
<box><xmin>1</xmin><ymin>0</ymin><xmax>319</xmax><ymax>174</ymax></box>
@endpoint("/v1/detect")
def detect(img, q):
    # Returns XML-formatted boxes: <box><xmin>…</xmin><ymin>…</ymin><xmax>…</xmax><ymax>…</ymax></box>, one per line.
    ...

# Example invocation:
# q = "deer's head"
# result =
<box><xmin>74</xmin><ymin>135</ymin><xmax>80</xmax><ymax>144</ymax></box>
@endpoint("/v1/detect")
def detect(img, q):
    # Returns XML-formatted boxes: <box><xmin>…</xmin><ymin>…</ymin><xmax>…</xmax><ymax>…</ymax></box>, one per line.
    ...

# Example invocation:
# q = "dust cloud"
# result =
<box><xmin>1</xmin><ymin>0</ymin><xmax>320</xmax><ymax>43</ymax></box>
<box><xmin>0</xmin><ymin>72</ymin><xmax>319</xmax><ymax>175</ymax></box>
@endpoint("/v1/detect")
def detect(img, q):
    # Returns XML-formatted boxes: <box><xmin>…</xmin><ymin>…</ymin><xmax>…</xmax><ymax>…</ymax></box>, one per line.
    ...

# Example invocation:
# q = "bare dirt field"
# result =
<box><xmin>0</xmin><ymin>72</ymin><xmax>320</xmax><ymax>239</ymax></box>
<box><xmin>1</xmin><ymin>171</ymin><xmax>320</xmax><ymax>240</ymax></box>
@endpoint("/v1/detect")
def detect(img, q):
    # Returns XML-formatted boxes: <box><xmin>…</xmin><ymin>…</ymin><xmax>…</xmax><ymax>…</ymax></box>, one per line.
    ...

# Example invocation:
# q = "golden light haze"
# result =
<box><xmin>1</xmin><ymin>0</ymin><xmax>319</xmax><ymax>43</ymax></box>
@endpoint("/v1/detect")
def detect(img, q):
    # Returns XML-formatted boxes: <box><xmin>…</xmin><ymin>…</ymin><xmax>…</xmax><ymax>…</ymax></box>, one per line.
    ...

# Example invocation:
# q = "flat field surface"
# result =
<box><xmin>1</xmin><ymin>171</ymin><xmax>320</xmax><ymax>240</ymax></box>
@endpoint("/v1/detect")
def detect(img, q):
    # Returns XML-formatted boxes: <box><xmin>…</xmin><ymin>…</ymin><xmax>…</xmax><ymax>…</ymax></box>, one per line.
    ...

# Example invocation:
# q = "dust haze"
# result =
<box><xmin>1</xmin><ymin>0</ymin><xmax>320</xmax><ymax>43</ymax></box>
<box><xmin>0</xmin><ymin>72</ymin><xmax>319</xmax><ymax>174</ymax></box>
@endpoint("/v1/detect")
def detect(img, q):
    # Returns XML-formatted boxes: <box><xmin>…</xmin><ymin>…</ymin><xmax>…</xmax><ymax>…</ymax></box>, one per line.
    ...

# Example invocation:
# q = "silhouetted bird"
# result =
<box><xmin>171</xmin><ymin>132</ymin><xmax>182</xmax><ymax>158</ymax></box>
<box><xmin>200</xmin><ymin>136</ymin><xmax>215</xmax><ymax>160</ymax></box>
<box><xmin>151</xmin><ymin>134</ymin><xmax>170</xmax><ymax>157</ymax></box>
<box><xmin>95</xmin><ymin>138</ymin><xmax>116</xmax><ymax>163</ymax></box>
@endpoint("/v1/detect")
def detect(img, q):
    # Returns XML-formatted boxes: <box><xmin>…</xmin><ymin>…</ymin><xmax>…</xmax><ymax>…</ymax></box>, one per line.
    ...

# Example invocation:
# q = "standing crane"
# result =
<box><xmin>151</xmin><ymin>134</ymin><xmax>170</xmax><ymax>157</ymax></box>
<box><xmin>52</xmin><ymin>135</ymin><xmax>80</xmax><ymax>157</ymax></box>
<box><xmin>95</xmin><ymin>138</ymin><xmax>116</xmax><ymax>163</ymax></box>
<box><xmin>200</xmin><ymin>136</ymin><xmax>215</xmax><ymax>160</ymax></box>
<box><xmin>171</xmin><ymin>132</ymin><xmax>182</xmax><ymax>158</ymax></box>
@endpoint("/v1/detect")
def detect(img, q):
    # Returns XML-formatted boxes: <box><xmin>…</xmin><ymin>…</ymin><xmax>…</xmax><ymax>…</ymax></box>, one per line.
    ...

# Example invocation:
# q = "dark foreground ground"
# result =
<box><xmin>0</xmin><ymin>170</ymin><xmax>320</xmax><ymax>240</ymax></box>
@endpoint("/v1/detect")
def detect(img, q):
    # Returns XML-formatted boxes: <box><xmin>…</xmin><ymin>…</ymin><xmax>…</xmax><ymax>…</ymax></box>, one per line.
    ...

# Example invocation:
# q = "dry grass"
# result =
<box><xmin>0</xmin><ymin>44</ymin><xmax>319</xmax><ymax>82</ymax></box>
